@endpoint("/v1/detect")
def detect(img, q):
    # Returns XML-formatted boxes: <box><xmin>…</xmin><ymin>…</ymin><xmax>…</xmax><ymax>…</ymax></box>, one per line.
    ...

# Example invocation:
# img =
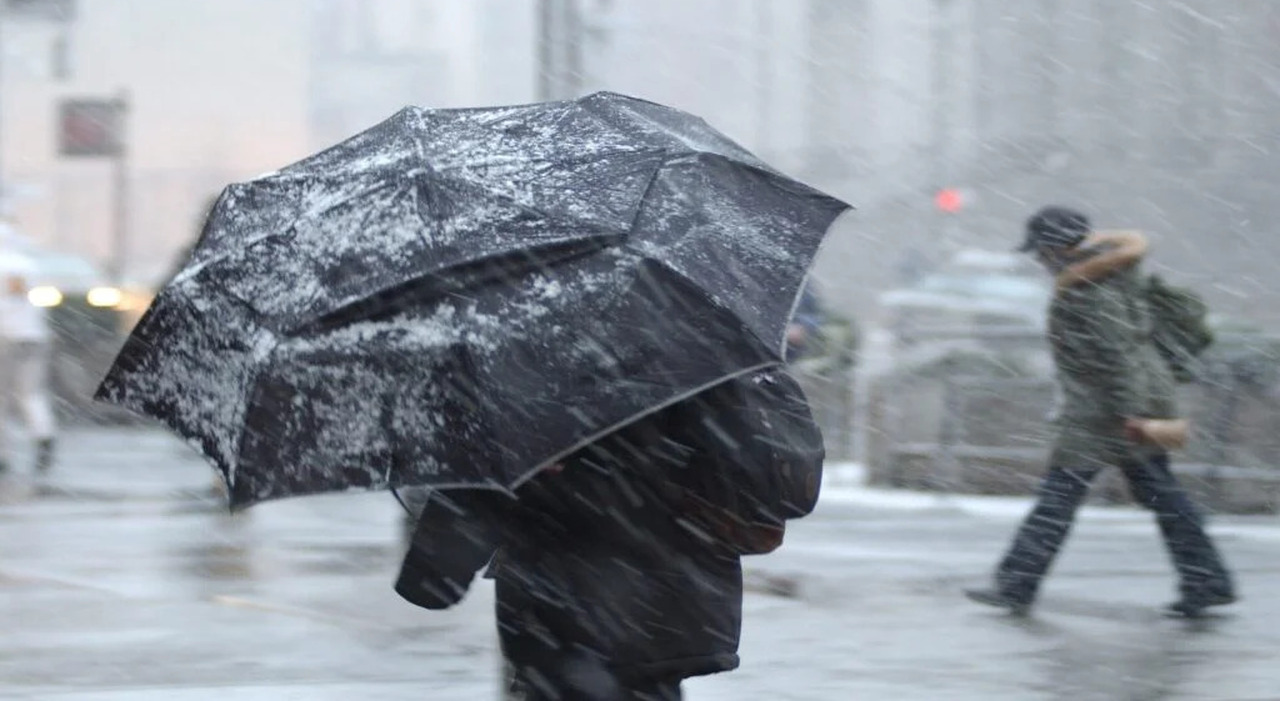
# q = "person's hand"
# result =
<box><xmin>1123</xmin><ymin>418</ymin><xmax>1147</xmax><ymax>443</ymax></box>
<box><xmin>1055</xmin><ymin>265</ymin><xmax>1098</xmax><ymax>292</ymax></box>
<box><xmin>1055</xmin><ymin>270</ymin><xmax>1083</xmax><ymax>293</ymax></box>
<box><xmin>1124</xmin><ymin>418</ymin><xmax>1190</xmax><ymax>450</ymax></box>
<box><xmin>786</xmin><ymin>323</ymin><xmax>807</xmax><ymax>346</ymax></box>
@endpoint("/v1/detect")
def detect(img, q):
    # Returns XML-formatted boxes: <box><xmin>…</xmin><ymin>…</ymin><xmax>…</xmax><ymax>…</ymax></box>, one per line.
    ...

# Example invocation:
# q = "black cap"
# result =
<box><xmin>1017</xmin><ymin>206</ymin><xmax>1090</xmax><ymax>252</ymax></box>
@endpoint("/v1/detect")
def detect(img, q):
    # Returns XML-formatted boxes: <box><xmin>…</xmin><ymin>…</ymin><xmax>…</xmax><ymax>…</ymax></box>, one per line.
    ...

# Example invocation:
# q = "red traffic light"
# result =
<box><xmin>934</xmin><ymin>188</ymin><xmax>963</xmax><ymax>213</ymax></box>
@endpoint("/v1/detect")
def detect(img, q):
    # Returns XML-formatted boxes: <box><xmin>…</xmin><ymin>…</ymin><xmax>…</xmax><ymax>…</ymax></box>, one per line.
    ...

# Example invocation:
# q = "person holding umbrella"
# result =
<box><xmin>397</xmin><ymin>368</ymin><xmax>823</xmax><ymax>699</ymax></box>
<box><xmin>95</xmin><ymin>93</ymin><xmax>849</xmax><ymax>695</ymax></box>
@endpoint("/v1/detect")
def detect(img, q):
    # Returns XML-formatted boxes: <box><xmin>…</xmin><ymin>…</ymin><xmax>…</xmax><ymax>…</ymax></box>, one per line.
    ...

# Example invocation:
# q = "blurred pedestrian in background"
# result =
<box><xmin>785</xmin><ymin>282</ymin><xmax>825</xmax><ymax>363</ymax></box>
<box><xmin>0</xmin><ymin>245</ymin><xmax>57</xmax><ymax>473</ymax></box>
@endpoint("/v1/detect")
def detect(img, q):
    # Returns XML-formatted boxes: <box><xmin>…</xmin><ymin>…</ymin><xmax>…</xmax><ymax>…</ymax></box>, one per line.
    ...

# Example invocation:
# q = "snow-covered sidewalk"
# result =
<box><xmin>820</xmin><ymin>461</ymin><xmax>1280</xmax><ymax>539</ymax></box>
<box><xmin>3</xmin><ymin>430</ymin><xmax>1277</xmax><ymax>699</ymax></box>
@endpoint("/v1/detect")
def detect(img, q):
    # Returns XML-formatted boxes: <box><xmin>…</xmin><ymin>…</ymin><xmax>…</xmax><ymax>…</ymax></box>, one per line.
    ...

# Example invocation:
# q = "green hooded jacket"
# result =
<box><xmin>1047</xmin><ymin>265</ymin><xmax>1178</xmax><ymax>468</ymax></box>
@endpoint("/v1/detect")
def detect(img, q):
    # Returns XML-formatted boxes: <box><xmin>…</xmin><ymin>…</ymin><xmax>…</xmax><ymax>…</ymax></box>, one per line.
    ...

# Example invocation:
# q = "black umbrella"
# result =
<box><xmin>96</xmin><ymin>92</ymin><xmax>851</xmax><ymax>509</ymax></box>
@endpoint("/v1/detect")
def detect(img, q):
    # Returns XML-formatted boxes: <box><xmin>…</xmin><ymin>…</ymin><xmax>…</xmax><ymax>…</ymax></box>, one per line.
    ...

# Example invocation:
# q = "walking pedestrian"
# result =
<box><xmin>965</xmin><ymin>206</ymin><xmax>1237</xmax><ymax>618</ymax></box>
<box><xmin>0</xmin><ymin>249</ymin><xmax>57</xmax><ymax>472</ymax></box>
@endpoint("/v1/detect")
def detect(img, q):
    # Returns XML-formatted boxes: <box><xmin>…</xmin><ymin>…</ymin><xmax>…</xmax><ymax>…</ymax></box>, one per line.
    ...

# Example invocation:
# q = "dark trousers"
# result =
<box><xmin>498</xmin><ymin>581</ymin><xmax>684</xmax><ymax>701</ymax></box>
<box><xmin>995</xmin><ymin>452</ymin><xmax>1234</xmax><ymax>604</ymax></box>
<box><xmin>513</xmin><ymin>672</ymin><xmax>681</xmax><ymax>701</ymax></box>
<box><xmin>506</xmin><ymin>650</ymin><xmax>682</xmax><ymax>701</ymax></box>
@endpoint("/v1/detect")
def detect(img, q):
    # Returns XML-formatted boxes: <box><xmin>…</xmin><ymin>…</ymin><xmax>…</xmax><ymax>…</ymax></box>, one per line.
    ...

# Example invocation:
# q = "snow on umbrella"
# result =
<box><xmin>95</xmin><ymin>92</ymin><xmax>851</xmax><ymax>509</ymax></box>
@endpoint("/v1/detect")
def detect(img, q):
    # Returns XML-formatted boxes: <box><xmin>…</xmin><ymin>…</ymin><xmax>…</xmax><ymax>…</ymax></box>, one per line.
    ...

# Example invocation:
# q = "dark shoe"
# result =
<box><xmin>1165</xmin><ymin>591</ymin><xmax>1237</xmax><ymax>618</ymax></box>
<box><xmin>34</xmin><ymin>438</ymin><xmax>54</xmax><ymax>472</ymax></box>
<box><xmin>965</xmin><ymin>588</ymin><xmax>1031</xmax><ymax>616</ymax></box>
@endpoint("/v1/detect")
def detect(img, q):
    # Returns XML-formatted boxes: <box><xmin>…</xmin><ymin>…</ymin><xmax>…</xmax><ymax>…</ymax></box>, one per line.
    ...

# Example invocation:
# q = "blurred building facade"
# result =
<box><xmin>543</xmin><ymin>0</ymin><xmax>1280</xmax><ymax>326</ymax></box>
<box><xmin>307</xmin><ymin>0</ymin><xmax>536</xmax><ymax>149</ymax></box>
<box><xmin>803</xmin><ymin>0</ymin><xmax>1280</xmax><ymax>328</ymax></box>
<box><xmin>0</xmin><ymin>0</ymin><xmax>1277</xmax><ymax>329</ymax></box>
<box><xmin>1</xmin><ymin>0</ymin><xmax>537</xmax><ymax>287</ymax></box>
<box><xmin>1</xmin><ymin>0</ymin><xmax>314</xmax><ymax>286</ymax></box>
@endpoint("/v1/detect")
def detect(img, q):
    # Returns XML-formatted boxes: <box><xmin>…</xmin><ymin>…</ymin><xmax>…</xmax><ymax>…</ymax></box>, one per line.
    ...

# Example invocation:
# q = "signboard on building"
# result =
<box><xmin>58</xmin><ymin>98</ymin><xmax>124</xmax><ymax>157</ymax></box>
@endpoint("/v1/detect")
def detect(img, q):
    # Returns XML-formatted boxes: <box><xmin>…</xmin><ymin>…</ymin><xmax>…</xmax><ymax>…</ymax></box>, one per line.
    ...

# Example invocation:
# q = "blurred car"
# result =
<box><xmin>875</xmin><ymin>249</ymin><xmax>1051</xmax><ymax>335</ymax></box>
<box><xmin>0</xmin><ymin>232</ymin><xmax>146</xmax><ymax>423</ymax></box>
<box><xmin>853</xmin><ymin>249</ymin><xmax>1056</xmax><ymax>468</ymax></box>
<box><xmin>859</xmin><ymin>249</ymin><xmax>1052</xmax><ymax>376</ymax></box>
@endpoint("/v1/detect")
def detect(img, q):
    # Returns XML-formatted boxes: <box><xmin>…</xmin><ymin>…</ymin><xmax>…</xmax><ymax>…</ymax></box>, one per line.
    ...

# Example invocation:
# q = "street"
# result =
<box><xmin>2</xmin><ymin>427</ymin><xmax>1278</xmax><ymax>700</ymax></box>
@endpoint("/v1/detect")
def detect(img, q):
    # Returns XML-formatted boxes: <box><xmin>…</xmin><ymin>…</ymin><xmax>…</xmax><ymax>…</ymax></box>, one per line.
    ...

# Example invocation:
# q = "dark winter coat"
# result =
<box><xmin>395</xmin><ymin>369</ymin><xmax>824</xmax><ymax>684</ymax></box>
<box><xmin>1048</xmin><ymin>262</ymin><xmax>1178</xmax><ymax>468</ymax></box>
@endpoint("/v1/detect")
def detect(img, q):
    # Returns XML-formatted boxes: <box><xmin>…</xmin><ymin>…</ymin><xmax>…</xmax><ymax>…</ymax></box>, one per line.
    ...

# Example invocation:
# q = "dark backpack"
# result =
<box><xmin>1145</xmin><ymin>274</ymin><xmax>1213</xmax><ymax>382</ymax></box>
<box><xmin>660</xmin><ymin>369</ymin><xmax>825</xmax><ymax>553</ymax></box>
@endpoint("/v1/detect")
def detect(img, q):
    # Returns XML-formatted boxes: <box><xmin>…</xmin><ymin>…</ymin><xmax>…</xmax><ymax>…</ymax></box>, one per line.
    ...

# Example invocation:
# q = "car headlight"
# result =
<box><xmin>87</xmin><ymin>287</ymin><xmax>124</xmax><ymax>308</ymax></box>
<box><xmin>28</xmin><ymin>286</ymin><xmax>63</xmax><ymax>308</ymax></box>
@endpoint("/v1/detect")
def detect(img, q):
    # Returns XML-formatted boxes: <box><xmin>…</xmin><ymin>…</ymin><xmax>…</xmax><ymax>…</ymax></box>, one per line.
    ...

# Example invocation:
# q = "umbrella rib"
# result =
<box><xmin>185</xmin><ymin>178</ymin><xmax>401</xmax><ymax>279</ymax></box>
<box><xmin>429</xmin><ymin>149</ymin><xmax>657</xmax><ymax>176</ymax></box>
<box><xmin>403</xmin><ymin>100</ymin><xmax>636</xmax><ymax>234</ymax></box>
<box><xmin>426</xmin><ymin>162</ymin><xmax>652</xmax><ymax>238</ymax></box>
<box><xmin>652</xmin><ymin>255</ymin><xmax>782</xmax><ymax>359</ymax></box>
<box><xmin>575</xmin><ymin>97</ymin><xmax>773</xmax><ymax>174</ymax></box>
<box><xmin>621</xmin><ymin>160</ymin><xmax>665</xmax><ymax>244</ymax></box>
<box><xmin>507</xmin><ymin>361</ymin><xmax>780</xmax><ymax>493</ymax></box>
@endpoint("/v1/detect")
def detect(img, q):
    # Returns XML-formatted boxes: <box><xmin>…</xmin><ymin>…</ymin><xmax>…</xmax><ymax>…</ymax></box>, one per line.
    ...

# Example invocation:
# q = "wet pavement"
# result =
<box><xmin>1</xmin><ymin>427</ymin><xmax>1278</xmax><ymax>700</ymax></box>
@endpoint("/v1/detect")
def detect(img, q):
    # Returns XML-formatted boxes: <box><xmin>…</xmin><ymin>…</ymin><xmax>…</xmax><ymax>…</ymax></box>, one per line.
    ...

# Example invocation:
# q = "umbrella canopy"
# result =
<box><xmin>97</xmin><ymin>92</ymin><xmax>851</xmax><ymax>509</ymax></box>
